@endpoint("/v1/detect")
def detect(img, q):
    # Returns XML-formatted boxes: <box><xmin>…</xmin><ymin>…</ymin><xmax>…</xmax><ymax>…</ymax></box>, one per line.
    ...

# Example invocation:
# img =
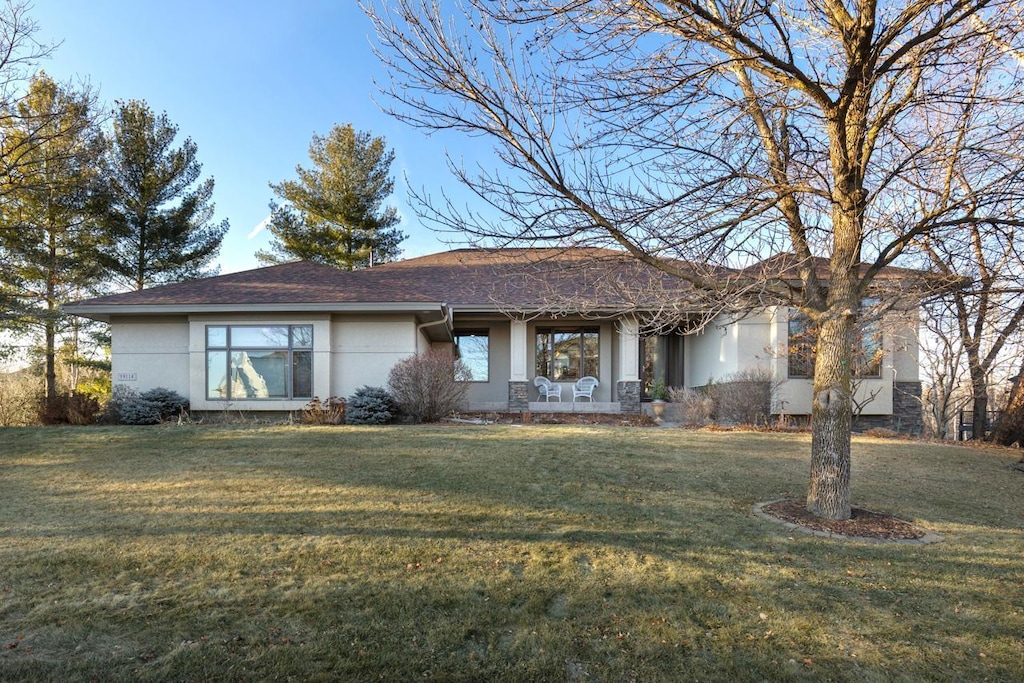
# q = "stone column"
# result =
<box><xmin>509</xmin><ymin>381</ymin><xmax>529</xmax><ymax>411</ymax></box>
<box><xmin>893</xmin><ymin>381</ymin><xmax>923</xmax><ymax>435</ymax></box>
<box><xmin>617</xmin><ymin>318</ymin><xmax>641</xmax><ymax>413</ymax></box>
<box><xmin>509</xmin><ymin>319</ymin><xmax>529</xmax><ymax>410</ymax></box>
<box><xmin>617</xmin><ymin>380</ymin><xmax>641</xmax><ymax>414</ymax></box>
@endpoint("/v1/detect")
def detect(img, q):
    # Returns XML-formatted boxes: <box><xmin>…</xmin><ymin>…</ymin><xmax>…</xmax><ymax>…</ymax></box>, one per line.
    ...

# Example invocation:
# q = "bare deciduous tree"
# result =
<box><xmin>365</xmin><ymin>0</ymin><xmax>1024</xmax><ymax>519</ymax></box>
<box><xmin>919</xmin><ymin>298</ymin><xmax>972</xmax><ymax>439</ymax></box>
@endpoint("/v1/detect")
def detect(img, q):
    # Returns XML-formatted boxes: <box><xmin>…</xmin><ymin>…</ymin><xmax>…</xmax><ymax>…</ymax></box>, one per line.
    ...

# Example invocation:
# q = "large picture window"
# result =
<box><xmin>787</xmin><ymin>310</ymin><xmax>883</xmax><ymax>379</ymax></box>
<box><xmin>206</xmin><ymin>325</ymin><xmax>313</xmax><ymax>400</ymax></box>
<box><xmin>454</xmin><ymin>330</ymin><xmax>489</xmax><ymax>381</ymax></box>
<box><xmin>536</xmin><ymin>327</ymin><xmax>599</xmax><ymax>381</ymax></box>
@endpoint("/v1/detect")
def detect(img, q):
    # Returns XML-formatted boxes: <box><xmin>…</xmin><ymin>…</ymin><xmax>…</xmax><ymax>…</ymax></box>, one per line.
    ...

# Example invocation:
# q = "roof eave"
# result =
<box><xmin>62</xmin><ymin>301</ymin><xmax>448</xmax><ymax>322</ymax></box>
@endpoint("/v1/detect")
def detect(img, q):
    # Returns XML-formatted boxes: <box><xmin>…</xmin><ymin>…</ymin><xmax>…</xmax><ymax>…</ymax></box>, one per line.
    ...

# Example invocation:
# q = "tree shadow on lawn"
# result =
<box><xmin>3</xmin><ymin>430</ymin><xmax>1022</xmax><ymax>679</ymax></box>
<box><xmin>2</xmin><ymin>520</ymin><xmax>1021</xmax><ymax>682</ymax></box>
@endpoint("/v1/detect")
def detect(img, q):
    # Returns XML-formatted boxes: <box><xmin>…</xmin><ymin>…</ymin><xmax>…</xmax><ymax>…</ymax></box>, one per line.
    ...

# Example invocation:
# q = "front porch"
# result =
<box><xmin>454</xmin><ymin>316</ymin><xmax>649</xmax><ymax>414</ymax></box>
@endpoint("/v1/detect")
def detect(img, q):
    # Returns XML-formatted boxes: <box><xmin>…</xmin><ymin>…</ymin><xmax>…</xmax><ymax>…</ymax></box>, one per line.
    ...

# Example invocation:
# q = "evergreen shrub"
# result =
<box><xmin>345</xmin><ymin>386</ymin><xmax>395</xmax><ymax>425</ymax></box>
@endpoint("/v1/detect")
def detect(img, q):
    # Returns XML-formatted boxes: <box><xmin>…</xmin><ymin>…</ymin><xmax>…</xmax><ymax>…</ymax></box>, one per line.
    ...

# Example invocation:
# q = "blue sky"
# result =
<box><xmin>32</xmin><ymin>1</ymin><xmax>476</xmax><ymax>273</ymax></box>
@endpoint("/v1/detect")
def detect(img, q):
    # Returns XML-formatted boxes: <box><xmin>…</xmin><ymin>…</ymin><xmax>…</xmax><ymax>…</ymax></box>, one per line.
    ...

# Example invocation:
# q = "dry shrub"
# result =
<box><xmin>0</xmin><ymin>371</ymin><xmax>43</xmax><ymax>426</ymax></box>
<box><xmin>388</xmin><ymin>350</ymin><xmax>470</xmax><ymax>423</ymax></box>
<box><xmin>38</xmin><ymin>393</ymin><xmax>100</xmax><ymax>425</ymax></box>
<box><xmin>667</xmin><ymin>386</ymin><xmax>713</xmax><ymax>426</ymax></box>
<box><xmin>707</xmin><ymin>367</ymin><xmax>781</xmax><ymax>427</ymax></box>
<box><xmin>302</xmin><ymin>397</ymin><xmax>346</xmax><ymax>425</ymax></box>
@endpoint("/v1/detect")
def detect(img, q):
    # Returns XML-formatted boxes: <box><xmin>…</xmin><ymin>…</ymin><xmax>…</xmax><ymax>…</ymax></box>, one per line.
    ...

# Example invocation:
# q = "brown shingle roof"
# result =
<box><xmin>65</xmin><ymin>247</ymin><xmax>928</xmax><ymax>318</ymax></box>
<box><xmin>67</xmin><ymin>248</ymin><xmax>701</xmax><ymax>313</ymax></box>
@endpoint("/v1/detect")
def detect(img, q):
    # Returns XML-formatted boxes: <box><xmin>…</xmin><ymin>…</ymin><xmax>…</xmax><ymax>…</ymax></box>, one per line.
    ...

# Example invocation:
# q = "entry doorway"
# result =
<box><xmin>640</xmin><ymin>334</ymin><xmax>684</xmax><ymax>398</ymax></box>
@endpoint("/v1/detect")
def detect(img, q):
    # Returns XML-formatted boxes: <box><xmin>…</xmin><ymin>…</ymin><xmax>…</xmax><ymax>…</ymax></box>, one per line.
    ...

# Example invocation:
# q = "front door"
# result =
<box><xmin>640</xmin><ymin>334</ymin><xmax>684</xmax><ymax>398</ymax></box>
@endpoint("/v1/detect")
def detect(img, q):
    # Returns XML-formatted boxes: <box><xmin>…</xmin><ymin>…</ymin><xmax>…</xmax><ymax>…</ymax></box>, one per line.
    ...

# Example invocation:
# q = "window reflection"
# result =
<box><xmin>536</xmin><ymin>328</ymin><xmax>599</xmax><ymax>380</ymax></box>
<box><xmin>454</xmin><ymin>331</ymin><xmax>489</xmax><ymax>381</ymax></box>
<box><xmin>205</xmin><ymin>325</ymin><xmax>312</xmax><ymax>400</ymax></box>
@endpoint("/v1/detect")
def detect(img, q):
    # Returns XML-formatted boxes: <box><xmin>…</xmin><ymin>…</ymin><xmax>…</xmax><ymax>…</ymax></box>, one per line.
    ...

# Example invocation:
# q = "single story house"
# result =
<box><xmin>64</xmin><ymin>248</ymin><xmax>923</xmax><ymax>430</ymax></box>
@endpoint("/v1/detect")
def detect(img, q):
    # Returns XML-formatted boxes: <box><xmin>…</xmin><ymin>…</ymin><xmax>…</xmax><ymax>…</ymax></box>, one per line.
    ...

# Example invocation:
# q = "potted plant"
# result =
<box><xmin>649</xmin><ymin>379</ymin><xmax>669</xmax><ymax>420</ymax></box>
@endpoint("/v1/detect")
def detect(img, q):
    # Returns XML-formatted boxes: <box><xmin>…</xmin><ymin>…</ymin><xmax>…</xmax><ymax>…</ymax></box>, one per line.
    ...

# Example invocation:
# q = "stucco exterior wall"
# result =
<box><xmin>331</xmin><ymin>315</ymin><xmax>420</xmax><ymax>399</ymax></box>
<box><xmin>770</xmin><ymin>307</ymin><xmax>916</xmax><ymax>416</ymax></box>
<box><xmin>682</xmin><ymin>308</ymin><xmax>909</xmax><ymax>417</ymax></box>
<box><xmin>110</xmin><ymin>315</ymin><xmax>190</xmax><ymax>397</ymax></box>
<box><xmin>109</xmin><ymin>312</ymin><xmax>433</xmax><ymax>412</ymax></box>
<box><xmin>105</xmin><ymin>303</ymin><xmax>919</xmax><ymax>418</ymax></box>
<box><xmin>684</xmin><ymin>313</ymin><xmax>773</xmax><ymax>386</ymax></box>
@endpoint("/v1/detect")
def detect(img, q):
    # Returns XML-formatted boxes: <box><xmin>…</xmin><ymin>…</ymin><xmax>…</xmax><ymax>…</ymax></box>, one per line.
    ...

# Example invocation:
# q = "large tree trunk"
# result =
<box><xmin>807</xmin><ymin>310</ymin><xmax>855</xmax><ymax>520</ymax></box>
<box><xmin>809</xmin><ymin>98</ymin><xmax>866</xmax><ymax>521</ymax></box>
<box><xmin>969</xmin><ymin>360</ymin><xmax>988</xmax><ymax>440</ymax></box>
<box><xmin>44</xmin><ymin>316</ymin><xmax>57</xmax><ymax>402</ymax></box>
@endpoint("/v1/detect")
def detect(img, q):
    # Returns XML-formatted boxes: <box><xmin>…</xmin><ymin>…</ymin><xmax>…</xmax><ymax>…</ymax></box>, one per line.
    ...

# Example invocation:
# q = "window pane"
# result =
<box><xmin>582</xmin><ymin>331</ymin><xmax>599</xmax><ymax>378</ymax></box>
<box><xmin>552</xmin><ymin>331</ymin><xmax>581</xmax><ymax>381</ymax></box>
<box><xmin>855</xmin><ymin>320</ymin><xmax>882</xmax><ymax>377</ymax></box>
<box><xmin>231</xmin><ymin>350</ymin><xmax>287</xmax><ymax>398</ymax></box>
<box><xmin>292</xmin><ymin>350</ymin><xmax>313</xmax><ymax>398</ymax></box>
<box><xmin>207</xmin><ymin>326</ymin><xmax>227</xmax><ymax>348</ymax></box>
<box><xmin>455</xmin><ymin>332</ymin><xmax>489</xmax><ymax>381</ymax></box>
<box><xmin>641</xmin><ymin>336</ymin><xmax>667</xmax><ymax>395</ymax></box>
<box><xmin>788</xmin><ymin>314</ymin><xmax>815</xmax><ymax>378</ymax></box>
<box><xmin>207</xmin><ymin>351</ymin><xmax>228</xmax><ymax>399</ymax></box>
<box><xmin>292</xmin><ymin>325</ymin><xmax>313</xmax><ymax>349</ymax></box>
<box><xmin>229</xmin><ymin>326</ymin><xmax>290</xmax><ymax>348</ymax></box>
<box><xmin>536</xmin><ymin>332</ymin><xmax>551</xmax><ymax>378</ymax></box>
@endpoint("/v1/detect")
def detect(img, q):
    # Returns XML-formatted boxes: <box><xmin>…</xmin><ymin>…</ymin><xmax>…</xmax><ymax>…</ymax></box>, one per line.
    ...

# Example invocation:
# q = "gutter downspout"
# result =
<box><xmin>416</xmin><ymin>304</ymin><xmax>453</xmax><ymax>350</ymax></box>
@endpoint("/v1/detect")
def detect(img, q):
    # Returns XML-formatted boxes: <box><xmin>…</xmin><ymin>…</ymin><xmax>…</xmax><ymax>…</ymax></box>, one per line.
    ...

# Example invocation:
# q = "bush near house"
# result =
<box><xmin>103</xmin><ymin>385</ymin><xmax>188</xmax><ymax>425</ymax></box>
<box><xmin>37</xmin><ymin>393</ymin><xmax>100</xmax><ymax>425</ymax></box>
<box><xmin>706</xmin><ymin>367</ymin><xmax>782</xmax><ymax>427</ymax></box>
<box><xmin>345</xmin><ymin>385</ymin><xmax>395</xmax><ymax>425</ymax></box>
<box><xmin>140</xmin><ymin>387</ymin><xmax>189</xmax><ymax>420</ymax></box>
<box><xmin>388</xmin><ymin>349</ymin><xmax>471</xmax><ymax>423</ymax></box>
<box><xmin>667</xmin><ymin>386</ymin><xmax>714</xmax><ymax>426</ymax></box>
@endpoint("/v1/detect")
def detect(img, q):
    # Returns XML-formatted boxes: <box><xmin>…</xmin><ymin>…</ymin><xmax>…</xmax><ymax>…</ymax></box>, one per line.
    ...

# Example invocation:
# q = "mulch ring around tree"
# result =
<box><xmin>755</xmin><ymin>499</ymin><xmax>941</xmax><ymax>544</ymax></box>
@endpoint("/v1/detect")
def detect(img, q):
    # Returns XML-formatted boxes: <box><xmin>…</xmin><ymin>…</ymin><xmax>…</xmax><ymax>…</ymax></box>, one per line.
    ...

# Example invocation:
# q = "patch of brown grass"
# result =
<box><xmin>0</xmin><ymin>426</ymin><xmax>1021</xmax><ymax>681</ymax></box>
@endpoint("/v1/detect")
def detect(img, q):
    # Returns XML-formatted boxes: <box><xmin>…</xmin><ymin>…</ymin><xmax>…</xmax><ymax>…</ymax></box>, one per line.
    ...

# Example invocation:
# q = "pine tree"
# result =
<box><xmin>0</xmin><ymin>72</ymin><xmax>104</xmax><ymax>400</ymax></box>
<box><xmin>256</xmin><ymin>123</ymin><xmax>404</xmax><ymax>270</ymax></box>
<box><xmin>95</xmin><ymin>100</ymin><xmax>227</xmax><ymax>290</ymax></box>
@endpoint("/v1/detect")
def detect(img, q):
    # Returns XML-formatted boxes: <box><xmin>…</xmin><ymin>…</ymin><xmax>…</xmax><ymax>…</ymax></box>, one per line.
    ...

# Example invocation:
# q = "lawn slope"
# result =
<box><xmin>1</xmin><ymin>426</ymin><xmax>1021</xmax><ymax>681</ymax></box>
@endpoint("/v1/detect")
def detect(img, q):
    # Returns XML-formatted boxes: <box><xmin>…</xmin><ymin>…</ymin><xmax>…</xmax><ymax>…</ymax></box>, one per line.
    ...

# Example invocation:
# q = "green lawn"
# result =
<box><xmin>1</xmin><ymin>425</ymin><xmax>1021</xmax><ymax>681</ymax></box>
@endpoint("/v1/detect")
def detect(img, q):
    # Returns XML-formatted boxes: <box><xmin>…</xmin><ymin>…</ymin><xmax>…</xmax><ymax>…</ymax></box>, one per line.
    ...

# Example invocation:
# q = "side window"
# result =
<box><xmin>787</xmin><ymin>313</ymin><xmax>815</xmax><ymax>378</ymax></box>
<box><xmin>454</xmin><ymin>331</ymin><xmax>489</xmax><ymax>381</ymax></box>
<box><xmin>786</xmin><ymin>306</ymin><xmax>884</xmax><ymax>379</ymax></box>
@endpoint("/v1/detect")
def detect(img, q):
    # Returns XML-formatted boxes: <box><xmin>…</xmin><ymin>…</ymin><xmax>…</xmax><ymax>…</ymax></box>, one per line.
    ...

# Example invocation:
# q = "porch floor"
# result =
<box><xmin>528</xmin><ymin>401</ymin><xmax>622</xmax><ymax>413</ymax></box>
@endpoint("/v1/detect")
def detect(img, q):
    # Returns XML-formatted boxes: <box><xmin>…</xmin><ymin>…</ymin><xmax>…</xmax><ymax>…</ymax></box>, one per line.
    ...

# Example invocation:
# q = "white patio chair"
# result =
<box><xmin>573</xmin><ymin>376</ymin><xmax>599</xmax><ymax>402</ymax></box>
<box><xmin>533</xmin><ymin>376</ymin><xmax>562</xmax><ymax>402</ymax></box>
